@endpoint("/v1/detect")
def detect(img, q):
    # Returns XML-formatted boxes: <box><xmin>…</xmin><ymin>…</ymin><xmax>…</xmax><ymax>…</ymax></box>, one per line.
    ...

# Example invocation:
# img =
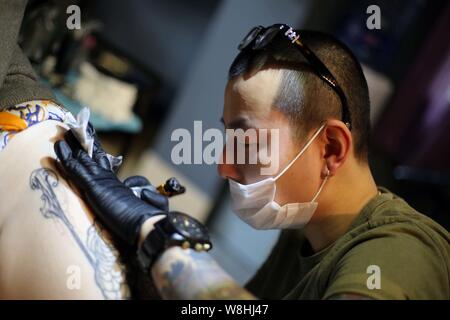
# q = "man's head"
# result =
<box><xmin>219</xmin><ymin>27</ymin><xmax>372</xmax><ymax>208</ymax></box>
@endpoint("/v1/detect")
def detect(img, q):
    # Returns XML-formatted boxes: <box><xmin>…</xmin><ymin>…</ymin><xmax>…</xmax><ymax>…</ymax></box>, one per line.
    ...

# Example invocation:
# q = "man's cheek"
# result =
<box><xmin>259</xmin><ymin>129</ymin><xmax>280</xmax><ymax>176</ymax></box>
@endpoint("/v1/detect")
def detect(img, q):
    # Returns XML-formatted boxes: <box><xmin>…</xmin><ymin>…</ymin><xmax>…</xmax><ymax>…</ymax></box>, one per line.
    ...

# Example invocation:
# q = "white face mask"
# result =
<box><xmin>228</xmin><ymin>124</ymin><xmax>328</xmax><ymax>230</ymax></box>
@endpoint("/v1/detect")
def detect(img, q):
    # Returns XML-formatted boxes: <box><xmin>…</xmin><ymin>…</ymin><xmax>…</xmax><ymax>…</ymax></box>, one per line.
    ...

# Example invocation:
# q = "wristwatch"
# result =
<box><xmin>137</xmin><ymin>211</ymin><xmax>212</xmax><ymax>271</ymax></box>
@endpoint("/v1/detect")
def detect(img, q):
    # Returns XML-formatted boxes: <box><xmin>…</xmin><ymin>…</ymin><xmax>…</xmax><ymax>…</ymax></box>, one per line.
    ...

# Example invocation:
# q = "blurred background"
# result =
<box><xmin>19</xmin><ymin>0</ymin><xmax>450</xmax><ymax>284</ymax></box>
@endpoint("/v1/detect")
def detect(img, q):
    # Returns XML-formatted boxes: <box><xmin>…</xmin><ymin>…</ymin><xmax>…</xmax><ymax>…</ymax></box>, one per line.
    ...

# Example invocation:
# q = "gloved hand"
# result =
<box><xmin>66</xmin><ymin>123</ymin><xmax>172</xmax><ymax>211</ymax></box>
<box><xmin>54</xmin><ymin>139</ymin><xmax>167</xmax><ymax>246</ymax></box>
<box><xmin>64</xmin><ymin>122</ymin><xmax>117</xmax><ymax>172</ymax></box>
<box><xmin>123</xmin><ymin>175</ymin><xmax>169</xmax><ymax>212</ymax></box>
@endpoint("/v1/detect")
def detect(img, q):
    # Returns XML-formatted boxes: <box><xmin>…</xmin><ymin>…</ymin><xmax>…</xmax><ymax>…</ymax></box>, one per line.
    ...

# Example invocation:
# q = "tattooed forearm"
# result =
<box><xmin>151</xmin><ymin>246</ymin><xmax>255</xmax><ymax>300</ymax></box>
<box><xmin>30</xmin><ymin>167</ymin><xmax>129</xmax><ymax>299</ymax></box>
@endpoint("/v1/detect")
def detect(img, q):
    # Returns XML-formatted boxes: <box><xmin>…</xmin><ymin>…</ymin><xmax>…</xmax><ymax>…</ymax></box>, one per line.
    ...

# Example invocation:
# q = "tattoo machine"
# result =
<box><xmin>131</xmin><ymin>177</ymin><xmax>186</xmax><ymax>198</ymax></box>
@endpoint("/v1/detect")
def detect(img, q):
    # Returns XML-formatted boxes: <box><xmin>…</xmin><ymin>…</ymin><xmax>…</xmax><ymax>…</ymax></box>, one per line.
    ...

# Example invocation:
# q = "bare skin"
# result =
<box><xmin>0</xmin><ymin>121</ymin><xmax>130</xmax><ymax>299</ymax></box>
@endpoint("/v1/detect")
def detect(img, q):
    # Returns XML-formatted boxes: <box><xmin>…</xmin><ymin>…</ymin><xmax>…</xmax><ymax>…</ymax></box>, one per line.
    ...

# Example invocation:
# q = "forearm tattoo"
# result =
<box><xmin>152</xmin><ymin>247</ymin><xmax>255</xmax><ymax>300</ymax></box>
<box><xmin>30</xmin><ymin>167</ymin><xmax>129</xmax><ymax>299</ymax></box>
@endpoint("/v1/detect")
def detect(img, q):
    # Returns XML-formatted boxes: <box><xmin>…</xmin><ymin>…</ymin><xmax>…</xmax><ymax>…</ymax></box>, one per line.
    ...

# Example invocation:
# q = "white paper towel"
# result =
<box><xmin>65</xmin><ymin>107</ymin><xmax>123</xmax><ymax>170</ymax></box>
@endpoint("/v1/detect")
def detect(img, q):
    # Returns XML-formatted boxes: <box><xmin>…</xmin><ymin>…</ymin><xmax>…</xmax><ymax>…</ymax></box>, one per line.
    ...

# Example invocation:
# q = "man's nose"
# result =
<box><xmin>217</xmin><ymin>146</ymin><xmax>241</xmax><ymax>181</ymax></box>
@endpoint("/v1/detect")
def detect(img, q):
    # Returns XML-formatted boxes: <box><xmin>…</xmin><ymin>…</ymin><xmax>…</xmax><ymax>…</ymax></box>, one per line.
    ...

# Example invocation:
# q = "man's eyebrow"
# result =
<box><xmin>220</xmin><ymin>117</ymin><xmax>255</xmax><ymax>130</ymax></box>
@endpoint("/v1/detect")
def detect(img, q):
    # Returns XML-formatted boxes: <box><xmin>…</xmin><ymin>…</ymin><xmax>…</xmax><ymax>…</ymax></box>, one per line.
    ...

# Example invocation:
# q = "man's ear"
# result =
<box><xmin>322</xmin><ymin>120</ymin><xmax>352</xmax><ymax>176</ymax></box>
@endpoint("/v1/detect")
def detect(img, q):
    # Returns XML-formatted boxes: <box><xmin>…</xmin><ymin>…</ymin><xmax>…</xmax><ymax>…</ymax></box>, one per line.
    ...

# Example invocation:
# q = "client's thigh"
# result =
<box><xmin>0</xmin><ymin>121</ymin><xmax>130</xmax><ymax>299</ymax></box>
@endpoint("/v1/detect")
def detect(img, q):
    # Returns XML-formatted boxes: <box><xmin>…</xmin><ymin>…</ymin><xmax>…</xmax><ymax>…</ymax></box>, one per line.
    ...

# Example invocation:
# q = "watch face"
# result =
<box><xmin>168</xmin><ymin>211</ymin><xmax>209</xmax><ymax>241</ymax></box>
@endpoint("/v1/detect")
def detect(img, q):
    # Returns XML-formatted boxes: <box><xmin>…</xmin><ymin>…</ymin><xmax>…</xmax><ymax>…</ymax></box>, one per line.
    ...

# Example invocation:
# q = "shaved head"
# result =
<box><xmin>228</xmin><ymin>30</ymin><xmax>371</xmax><ymax>161</ymax></box>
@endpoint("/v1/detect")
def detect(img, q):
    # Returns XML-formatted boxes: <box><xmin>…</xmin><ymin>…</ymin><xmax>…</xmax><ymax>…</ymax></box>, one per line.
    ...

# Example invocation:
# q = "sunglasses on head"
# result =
<box><xmin>238</xmin><ymin>24</ymin><xmax>352</xmax><ymax>130</ymax></box>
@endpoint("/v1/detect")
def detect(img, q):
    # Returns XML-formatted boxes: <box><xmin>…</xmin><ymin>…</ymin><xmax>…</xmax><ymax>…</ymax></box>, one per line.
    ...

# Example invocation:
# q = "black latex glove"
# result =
<box><xmin>54</xmin><ymin>139</ymin><xmax>167</xmax><ymax>246</ymax></box>
<box><xmin>64</xmin><ymin>122</ymin><xmax>115</xmax><ymax>172</ymax></box>
<box><xmin>123</xmin><ymin>175</ymin><xmax>169</xmax><ymax>212</ymax></box>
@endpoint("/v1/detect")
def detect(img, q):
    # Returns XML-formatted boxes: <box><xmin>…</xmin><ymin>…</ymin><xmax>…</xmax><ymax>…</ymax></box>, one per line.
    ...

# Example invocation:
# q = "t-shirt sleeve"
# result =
<box><xmin>323</xmin><ymin>222</ymin><xmax>449</xmax><ymax>300</ymax></box>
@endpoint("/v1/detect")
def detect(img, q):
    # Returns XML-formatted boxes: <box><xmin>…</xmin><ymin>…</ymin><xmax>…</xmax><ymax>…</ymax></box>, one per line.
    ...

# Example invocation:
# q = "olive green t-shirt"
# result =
<box><xmin>245</xmin><ymin>187</ymin><xmax>450</xmax><ymax>299</ymax></box>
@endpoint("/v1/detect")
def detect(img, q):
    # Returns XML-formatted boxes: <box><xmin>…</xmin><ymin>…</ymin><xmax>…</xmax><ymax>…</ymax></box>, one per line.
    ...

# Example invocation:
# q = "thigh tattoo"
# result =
<box><xmin>30</xmin><ymin>167</ymin><xmax>130</xmax><ymax>299</ymax></box>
